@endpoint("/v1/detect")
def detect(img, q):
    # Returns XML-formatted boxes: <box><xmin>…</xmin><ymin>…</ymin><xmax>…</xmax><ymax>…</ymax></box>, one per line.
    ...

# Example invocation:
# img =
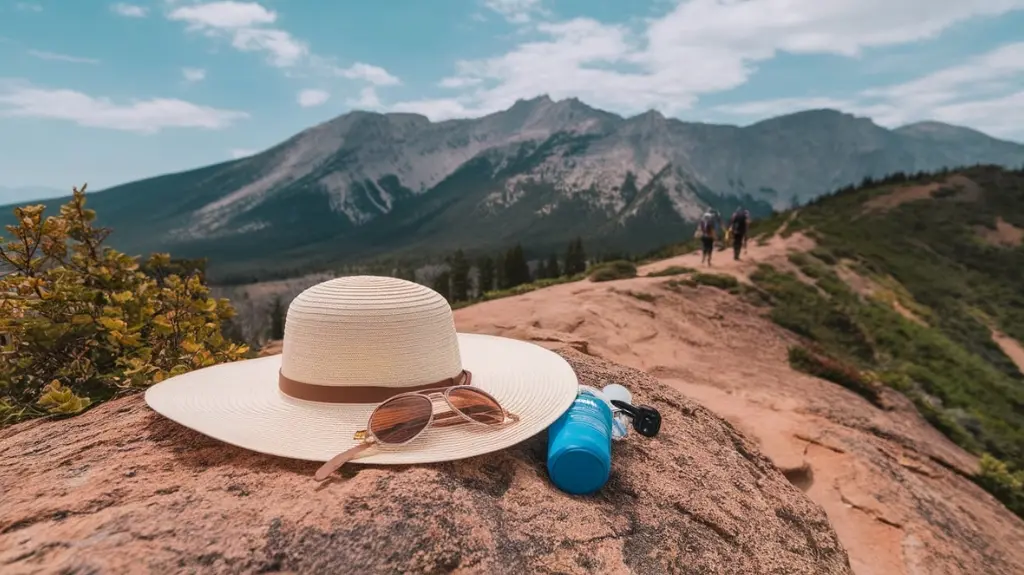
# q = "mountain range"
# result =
<box><xmin>3</xmin><ymin>95</ymin><xmax>1022</xmax><ymax>282</ymax></box>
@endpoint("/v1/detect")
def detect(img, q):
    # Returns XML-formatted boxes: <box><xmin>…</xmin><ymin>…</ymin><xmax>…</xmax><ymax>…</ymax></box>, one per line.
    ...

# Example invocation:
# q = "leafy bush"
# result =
<box><xmin>749</xmin><ymin>264</ymin><xmax>875</xmax><ymax>361</ymax></box>
<box><xmin>809</xmin><ymin>248</ymin><xmax>838</xmax><ymax>265</ymax></box>
<box><xmin>646</xmin><ymin>265</ymin><xmax>695</xmax><ymax>277</ymax></box>
<box><xmin>622</xmin><ymin>290</ymin><xmax>656</xmax><ymax>303</ymax></box>
<box><xmin>974</xmin><ymin>454</ymin><xmax>1024</xmax><ymax>518</ymax></box>
<box><xmin>664</xmin><ymin>278</ymin><xmax>697</xmax><ymax>289</ymax></box>
<box><xmin>691</xmin><ymin>272</ymin><xmax>740</xmax><ymax>291</ymax></box>
<box><xmin>788</xmin><ymin>345</ymin><xmax>881</xmax><ymax>405</ymax></box>
<box><xmin>0</xmin><ymin>186</ymin><xmax>248</xmax><ymax>425</ymax></box>
<box><xmin>588</xmin><ymin>260</ymin><xmax>637</xmax><ymax>282</ymax></box>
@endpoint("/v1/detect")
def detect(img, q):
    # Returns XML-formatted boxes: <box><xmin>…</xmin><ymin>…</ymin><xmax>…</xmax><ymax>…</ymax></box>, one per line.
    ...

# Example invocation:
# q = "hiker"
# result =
<box><xmin>741</xmin><ymin>208</ymin><xmax>752</xmax><ymax>253</ymax></box>
<box><xmin>729</xmin><ymin>206</ymin><xmax>749</xmax><ymax>261</ymax></box>
<box><xmin>698</xmin><ymin>209</ymin><xmax>721</xmax><ymax>266</ymax></box>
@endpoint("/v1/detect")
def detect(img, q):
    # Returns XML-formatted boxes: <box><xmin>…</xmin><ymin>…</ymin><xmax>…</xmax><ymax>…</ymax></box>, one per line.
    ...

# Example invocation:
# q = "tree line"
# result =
<box><xmin>429</xmin><ymin>237</ymin><xmax>588</xmax><ymax>303</ymax></box>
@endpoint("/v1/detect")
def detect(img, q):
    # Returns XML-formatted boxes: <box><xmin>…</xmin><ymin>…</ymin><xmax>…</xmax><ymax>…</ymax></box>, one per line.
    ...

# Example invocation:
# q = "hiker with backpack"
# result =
<box><xmin>742</xmin><ymin>208</ymin><xmax>752</xmax><ymax>253</ymax></box>
<box><xmin>729</xmin><ymin>206</ymin><xmax>750</xmax><ymax>261</ymax></box>
<box><xmin>698</xmin><ymin>209</ymin><xmax>722</xmax><ymax>266</ymax></box>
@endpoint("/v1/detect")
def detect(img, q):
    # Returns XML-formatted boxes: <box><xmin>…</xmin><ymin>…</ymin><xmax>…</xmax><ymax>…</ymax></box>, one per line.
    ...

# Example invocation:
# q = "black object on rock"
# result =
<box><xmin>610</xmin><ymin>400</ymin><xmax>662</xmax><ymax>438</ymax></box>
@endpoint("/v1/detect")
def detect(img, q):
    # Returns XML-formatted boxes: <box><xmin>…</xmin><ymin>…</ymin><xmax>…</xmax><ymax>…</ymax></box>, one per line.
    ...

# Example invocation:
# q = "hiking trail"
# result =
<box><xmin>455</xmin><ymin>223</ymin><xmax>1024</xmax><ymax>575</ymax></box>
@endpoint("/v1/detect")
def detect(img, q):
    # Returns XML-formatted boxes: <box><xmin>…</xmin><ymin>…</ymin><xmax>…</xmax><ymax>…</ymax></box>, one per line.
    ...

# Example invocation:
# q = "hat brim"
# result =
<box><xmin>144</xmin><ymin>333</ymin><xmax>579</xmax><ymax>465</ymax></box>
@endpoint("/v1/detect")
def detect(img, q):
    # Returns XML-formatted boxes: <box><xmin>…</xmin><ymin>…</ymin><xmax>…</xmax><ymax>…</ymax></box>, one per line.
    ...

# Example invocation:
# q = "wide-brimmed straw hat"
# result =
<box><xmin>144</xmin><ymin>275</ymin><xmax>579</xmax><ymax>465</ymax></box>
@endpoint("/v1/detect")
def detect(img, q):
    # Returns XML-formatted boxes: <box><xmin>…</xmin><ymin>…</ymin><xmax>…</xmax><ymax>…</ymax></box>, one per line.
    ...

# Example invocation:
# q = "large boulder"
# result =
<box><xmin>0</xmin><ymin>349</ymin><xmax>851</xmax><ymax>574</ymax></box>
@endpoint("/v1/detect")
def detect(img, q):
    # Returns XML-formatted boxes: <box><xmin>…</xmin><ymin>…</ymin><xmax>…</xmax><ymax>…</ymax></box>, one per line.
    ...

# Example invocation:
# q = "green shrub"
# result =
<box><xmin>750</xmin><ymin>265</ymin><xmax>875</xmax><ymax>361</ymax></box>
<box><xmin>737</xmin><ymin>167</ymin><xmax>1024</xmax><ymax>518</ymax></box>
<box><xmin>588</xmin><ymin>260</ymin><xmax>637</xmax><ymax>282</ymax></box>
<box><xmin>623</xmin><ymin>290</ymin><xmax>656</xmax><ymax>303</ymax></box>
<box><xmin>0</xmin><ymin>186</ymin><xmax>249</xmax><ymax>426</ymax></box>
<box><xmin>809</xmin><ymin>248</ymin><xmax>838</xmax><ymax>265</ymax></box>
<box><xmin>646</xmin><ymin>265</ymin><xmax>695</xmax><ymax>277</ymax></box>
<box><xmin>664</xmin><ymin>278</ymin><xmax>698</xmax><ymax>290</ymax></box>
<box><xmin>974</xmin><ymin>454</ymin><xmax>1024</xmax><ymax>519</ymax></box>
<box><xmin>451</xmin><ymin>274</ymin><xmax>586</xmax><ymax>309</ymax></box>
<box><xmin>788</xmin><ymin>346</ymin><xmax>881</xmax><ymax>405</ymax></box>
<box><xmin>691</xmin><ymin>272</ymin><xmax>739</xmax><ymax>290</ymax></box>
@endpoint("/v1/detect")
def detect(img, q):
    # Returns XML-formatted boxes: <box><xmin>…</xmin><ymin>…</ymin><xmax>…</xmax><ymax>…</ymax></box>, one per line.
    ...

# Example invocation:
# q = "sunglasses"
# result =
<box><xmin>314</xmin><ymin>372</ymin><xmax>519</xmax><ymax>481</ymax></box>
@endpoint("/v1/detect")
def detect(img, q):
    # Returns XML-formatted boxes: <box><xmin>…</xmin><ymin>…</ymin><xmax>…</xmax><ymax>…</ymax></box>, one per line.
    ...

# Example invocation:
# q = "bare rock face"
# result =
<box><xmin>0</xmin><ymin>350</ymin><xmax>851</xmax><ymax>574</ymax></box>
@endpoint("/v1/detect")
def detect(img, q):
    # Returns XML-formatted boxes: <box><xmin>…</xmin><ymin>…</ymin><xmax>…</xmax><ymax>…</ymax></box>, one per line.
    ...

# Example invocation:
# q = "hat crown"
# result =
<box><xmin>280</xmin><ymin>276</ymin><xmax>462</xmax><ymax>389</ymax></box>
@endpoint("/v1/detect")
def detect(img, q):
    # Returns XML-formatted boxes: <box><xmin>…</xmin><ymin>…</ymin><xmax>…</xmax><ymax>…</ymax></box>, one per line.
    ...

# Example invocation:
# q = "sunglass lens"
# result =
<box><xmin>447</xmin><ymin>388</ymin><xmax>504</xmax><ymax>425</ymax></box>
<box><xmin>369</xmin><ymin>395</ymin><xmax>433</xmax><ymax>444</ymax></box>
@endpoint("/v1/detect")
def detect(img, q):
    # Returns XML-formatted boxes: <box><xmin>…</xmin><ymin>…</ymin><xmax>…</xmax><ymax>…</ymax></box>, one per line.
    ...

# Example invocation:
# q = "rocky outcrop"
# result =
<box><xmin>0</xmin><ymin>349</ymin><xmax>850</xmax><ymax>575</ymax></box>
<box><xmin>454</xmin><ymin>264</ymin><xmax>1024</xmax><ymax>575</ymax></box>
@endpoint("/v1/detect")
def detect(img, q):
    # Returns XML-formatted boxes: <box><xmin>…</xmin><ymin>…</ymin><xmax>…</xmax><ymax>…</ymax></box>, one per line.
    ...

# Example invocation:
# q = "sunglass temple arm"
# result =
<box><xmin>314</xmin><ymin>440</ymin><xmax>376</xmax><ymax>482</ymax></box>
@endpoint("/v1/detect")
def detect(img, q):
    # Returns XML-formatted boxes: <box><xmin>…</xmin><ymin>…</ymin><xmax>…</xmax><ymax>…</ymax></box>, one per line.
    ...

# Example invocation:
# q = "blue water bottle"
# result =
<box><xmin>546</xmin><ymin>385</ymin><xmax>613</xmax><ymax>495</ymax></box>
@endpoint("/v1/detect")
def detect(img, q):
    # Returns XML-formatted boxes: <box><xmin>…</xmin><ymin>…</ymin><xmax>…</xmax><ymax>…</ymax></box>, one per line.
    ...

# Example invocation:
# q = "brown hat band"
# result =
<box><xmin>278</xmin><ymin>369</ymin><xmax>472</xmax><ymax>404</ymax></box>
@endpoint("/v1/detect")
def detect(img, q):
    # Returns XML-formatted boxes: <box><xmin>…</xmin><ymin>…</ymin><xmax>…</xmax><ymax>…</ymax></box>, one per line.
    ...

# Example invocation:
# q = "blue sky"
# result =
<box><xmin>1</xmin><ymin>0</ymin><xmax>1023</xmax><ymax>192</ymax></box>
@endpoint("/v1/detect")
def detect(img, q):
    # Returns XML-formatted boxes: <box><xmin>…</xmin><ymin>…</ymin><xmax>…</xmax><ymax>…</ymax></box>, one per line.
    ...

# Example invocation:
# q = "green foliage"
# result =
<box><xmin>749</xmin><ymin>264</ymin><xmax>874</xmax><ymax>361</ymax></box>
<box><xmin>665</xmin><ymin>278</ymin><xmax>698</xmax><ymax>289</ymax></box>
<box><xmin>501</xmin><ymin>244</ymin><xmax>531</xmax><ymax>289</ymax></box>
<box><xmin>743</xmin><ymin>166</ymin><xmax>1024</xmax><ymax>518</ymax></box>
<box><xmin>788</xmin><ymin>346</ymin><xmax>881</xmax><ymax>405</ymax></box>
<box><xmin>746</xmin><ymin>211</ymin><xmax>788</xmax><ymax>240</ymax></box>
<box><xmin>690</xmin><ymin>272</ymin><xmax>739</xmax><ymax>291</ymax></box>
<box><xmin>588</xmin><ymin>260</ymin><xmax>637</xmax><ymax>282</ymax></box>
<box><xmin>476</xmin><ymin>255</ymin><xmax>495</xmax><ymax>295</ymax></box>
<box><xmin>537</xmin><ymin>253</ymin><xmax>561</xmax><ymax>279</ymax></box>
<box><xmin>447</xmin><ymin>249</ymin><xmax>471</xmax><ymax>302</ymax></box>
<box><xmin>623</xmin><ymin>290</ymin><xmax>656</xmax><ymax>303</ymax></box>
<box><xmin>564</xmin><ymin>236</ymin><xmax>587</xmax><ymax>276</ymax></box>
<box><xmin>450</xmin><ymin>274</ymin><xmax>587</xmax><ymax>309</ymax></box>
<box><xmin>432</xmin><ymin>270</ymin><xmax>451</xmax><ymax>301</ymax></box>
<box><xmin>440</xmin><ymin>238</ymin><xmax>591</xmax><ymax>308</ymax></box>
<box><xmin>974</xmin><ymin>454</ymin><xmax>1024</xmax><ymax>518</ymax></box>
<box><xmin>0</xmin><ymin>186</ymin><xmax>249</xmax><ymax>425</ymax></box>
<box><xmin>141</xmin><ymin>257</ymin><xmax>207</xmax><ymax>283</ymax></box>
<box><xmin>646</xmin><ymin>265</ymin><xmax>695</xmax><ymax>277</ymax></box>
<box><xmin>269</xmin><ymin>296</ymin><xmax>285</xmax><ymax>340</ymax></box>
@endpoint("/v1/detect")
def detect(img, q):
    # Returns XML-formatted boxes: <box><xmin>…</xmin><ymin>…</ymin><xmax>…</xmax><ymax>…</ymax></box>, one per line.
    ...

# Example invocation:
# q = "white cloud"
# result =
<box><xmin>182</xmin><ymin>67</ymin><xmax>206</xmax><ymax>83</ymax></box>
<box><xmin>167</xmin><ymin>1</ymin><xmax>308</xmax><ymax>67</ymax></box>
<box><xmin>348</xmin><ymin>87</ymin><xmax>382</xmax><ymax>110</ymax></box>
<box><xmin>229</xmin><ymin>27</ymin><xmax>307</xmax><ymax>67</ymax></box>
<box><xmin>110</xmin><ymin>3</ymin><xmax>147</xmax><ymax>17</ymax></box>
<box><xmin>712</xmin><ymin>42</ymin><xmax>1024</xmax><ymax>141</ymax></box>
<box><xmin>15</xmin><ymin>2</ymin><xmax>42</xmax><ymax>12</ymax></box>
<box><xmin>167</xmin><ymin>1</ymin><xmax>276</xmax><ymax>29</ymax></box>
<box><xmin>27</xmin><ymin>50</ymin><xmax>100</xmax><ymax>65</ymax></box>
<box><xmin>393</xmin><ymin>0</ymin><xmax>1024</xmax><ymax>121</ymax></box>
<box><xmin>335</xmin><ymin>62</ymin><xmax>401</xmax><ymax>86</ymax></box>
<box><xmin>0</xmin><ymin>81</ymin><xmax>248</xmax><ymax>133</ymax></box>
<box><xmin>297</xmin><ymin>88</ymin><xmax>329</xmax><ymax>107</ymax></box>
<box><xmin>230</xmin><ymin>148</ymin><xmax>257</xmax><ymax>159</ymax></box>
<box><xmin>483</xmin><ymin>0</ymin><xmax>545</xmax><ymax>24</ymax></box>
<box><xmin>439</xmin><ymin>76</ymin><xmax>482</xmax><ymax>89</ymax></box>
<box><xmin>165</xmin><ymin>2</ymin><xmax>397</xmax><ymax>85</ymax></box>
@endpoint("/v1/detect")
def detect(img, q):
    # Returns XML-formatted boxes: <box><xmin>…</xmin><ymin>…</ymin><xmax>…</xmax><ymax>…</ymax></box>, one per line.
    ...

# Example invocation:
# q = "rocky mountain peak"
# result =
<box><xmin>9</xmin><ymin>97</ymin><xmax>1022</xmax><ymax>279</ymax></box>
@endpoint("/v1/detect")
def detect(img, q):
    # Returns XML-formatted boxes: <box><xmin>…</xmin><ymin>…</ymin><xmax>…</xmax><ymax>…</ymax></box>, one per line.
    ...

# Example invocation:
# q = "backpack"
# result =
<box><xmin>732</xmin><ymin>210</ymin><xmax>748</xmax><ymax>233</ymax></box>
<box><xmin>699</xmin><ymin>214</ymin><xmax>715</xmax><ymax>236</ymax></box>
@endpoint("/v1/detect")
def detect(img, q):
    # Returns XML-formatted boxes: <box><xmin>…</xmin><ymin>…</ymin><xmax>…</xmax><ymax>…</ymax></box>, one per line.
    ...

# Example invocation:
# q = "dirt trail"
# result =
<box><xmin>639</xmin><ymin>228</ymin><xmax>815</xmax><ymax>283</ymax></box>
<box><xmin>991</xmin><ymin>329</ymin><xmax>1024</xmax><ymax>375</ymax></box>
<box><xmin>455</xmin><ymin>231</ymin><xmax>1024</xmax><ymax>575</ymax></box>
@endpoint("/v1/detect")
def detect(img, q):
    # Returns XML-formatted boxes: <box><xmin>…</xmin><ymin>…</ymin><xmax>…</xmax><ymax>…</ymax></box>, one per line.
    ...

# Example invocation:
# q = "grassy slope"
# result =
<box><xmin>739</xmin><ymin>165</ymin><xmax>1024</xmax><ymax>514</ymax></box>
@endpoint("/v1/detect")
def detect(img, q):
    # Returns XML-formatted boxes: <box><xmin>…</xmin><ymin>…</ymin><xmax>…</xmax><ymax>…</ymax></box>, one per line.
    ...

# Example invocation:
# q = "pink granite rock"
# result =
<box><xmin>0</xmin><ymin>350</ymin><xmax>850</xmax><ymax>574</ymax></box>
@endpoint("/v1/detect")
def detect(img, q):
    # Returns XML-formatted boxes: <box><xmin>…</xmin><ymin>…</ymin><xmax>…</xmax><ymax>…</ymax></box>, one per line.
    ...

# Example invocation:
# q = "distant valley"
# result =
<box><xmin>2</xmin><ymin>96</ymin><xmax>1022</xmax><ymax>282</ymax></box>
